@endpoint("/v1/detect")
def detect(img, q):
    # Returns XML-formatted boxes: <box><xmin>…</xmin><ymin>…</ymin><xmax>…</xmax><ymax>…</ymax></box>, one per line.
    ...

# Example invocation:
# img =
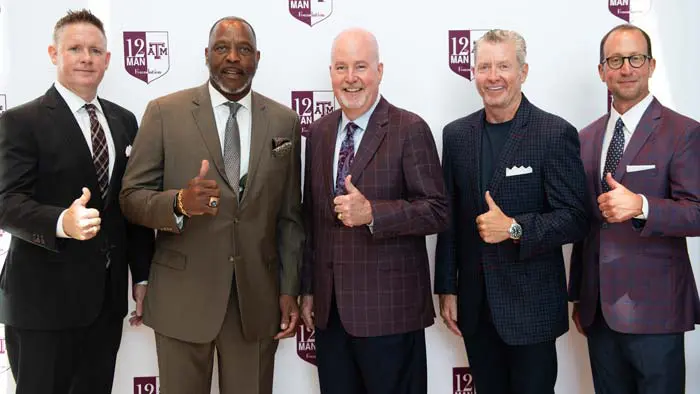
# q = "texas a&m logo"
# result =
<box><xmin>123</xmin><ymin>32</ymin><xmax>170</xmax><ymax>84</ymax></box>
<box><xmin>453</xmin><ymin>367</ymin><xmax>477</xmax><ymax>394</ymax></box>
<box><xmin>291</xmin><ymin>90</ymin><xmax>337</xmax><ymax>137</ymax></box>
<box><xmin>134</xmin><ymin>376</ymin><xmax>159</xmax><ymax>394</ymax></box>
<box><xmin>448</xmin><ymin>30</ymin><xmax>489</xmax><ymax>81</ymax></box>
<box><xmin>296</xmin><ymin>322</ymin><xmax>316</xmax><ymax>365</ymax></box>
<box><xmin>289</xmin><ymin>0</ymin><xmax>333</xmax><ymax>27</ymax></box>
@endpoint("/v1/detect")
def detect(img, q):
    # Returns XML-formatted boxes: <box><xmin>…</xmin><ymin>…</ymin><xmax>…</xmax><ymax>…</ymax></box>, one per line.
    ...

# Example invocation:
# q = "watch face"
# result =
<box><xmin>510</xmin><ymin>223</ymin><xmax>522</xmax><ymax>239</ymax></box>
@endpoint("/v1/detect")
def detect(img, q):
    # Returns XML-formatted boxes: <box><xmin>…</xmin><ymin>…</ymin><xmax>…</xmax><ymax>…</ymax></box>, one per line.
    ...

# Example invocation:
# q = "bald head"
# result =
<box><xmin>329</xmin><ymin>28</ymin><xmax>383</xmax><ymax>120</ymax></box>
<box><xmin>331</xmin><ymin>28</ymin><xmax>380</xmax><ymax>65</ymax></box>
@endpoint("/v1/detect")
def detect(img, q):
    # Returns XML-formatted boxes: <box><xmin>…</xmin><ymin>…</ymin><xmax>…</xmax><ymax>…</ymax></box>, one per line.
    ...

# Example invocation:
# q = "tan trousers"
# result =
<box><xmin>154</xmin><ymin>285</ymin><xmax>278</xmax><ymax>394</ymax></box>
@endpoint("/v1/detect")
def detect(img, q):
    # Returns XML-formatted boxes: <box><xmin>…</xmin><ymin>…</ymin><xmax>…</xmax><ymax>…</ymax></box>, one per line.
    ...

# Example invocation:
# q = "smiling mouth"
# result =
<box><xmin>344</xmin><ymin>87</ymin><xmax>363</xmax><ymax>93</ymax></box>
<box><xmin>222</xmin><ymin>69</ymin><xmax>244</xmax><ymax>78</ymax></box>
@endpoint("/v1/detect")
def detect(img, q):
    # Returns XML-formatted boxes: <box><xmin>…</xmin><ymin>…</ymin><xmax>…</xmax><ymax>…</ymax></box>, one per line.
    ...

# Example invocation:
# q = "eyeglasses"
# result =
<box><xmin>602</xmin><ymin>54</ymin><xmax>651</xmax><ymax>70</ymax></box>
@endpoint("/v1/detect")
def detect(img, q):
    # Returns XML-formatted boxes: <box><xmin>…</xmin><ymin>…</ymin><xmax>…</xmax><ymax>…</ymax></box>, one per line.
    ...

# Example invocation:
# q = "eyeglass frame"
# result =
<box><xmin>601</xmin><ymin>54</ymin><xmax>652</xmax><ymax>70</ymax></box>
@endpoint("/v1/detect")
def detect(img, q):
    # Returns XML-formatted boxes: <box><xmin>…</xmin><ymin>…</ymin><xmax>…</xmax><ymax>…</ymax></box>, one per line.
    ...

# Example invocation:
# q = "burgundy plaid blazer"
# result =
<box><xmin>569</xmin><ymin>98</ymin><xmax>700</xmax><ymax>334</ymax></box>
<box><xmin>301</xmin><ymin>97</ymin><xmax>449</xmax><ymax>337</ymax></box>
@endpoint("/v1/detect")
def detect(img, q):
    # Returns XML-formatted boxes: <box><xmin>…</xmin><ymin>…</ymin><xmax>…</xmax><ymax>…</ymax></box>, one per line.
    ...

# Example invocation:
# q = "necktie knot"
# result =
<box><xmin>225</xmin><ymin>101</ymin><xmax>242</xmax><ymax>116</ymax></box>
<box><xmin>614</xmin><ymin>117</ymin><xmax>625</xmax><ymax>134</ymax></box>
<box><xmin>345</xmin><ymin>122</ymin><xmax>359</xmax><ymax>138</ymax></box>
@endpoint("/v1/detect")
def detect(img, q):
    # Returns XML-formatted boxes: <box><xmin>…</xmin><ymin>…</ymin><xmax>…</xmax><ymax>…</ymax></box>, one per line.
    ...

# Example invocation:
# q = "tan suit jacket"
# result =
<box><xmin>120</xmin><ymin>83</ymin><xmax>304</xmax><ymax>343</ymax></box>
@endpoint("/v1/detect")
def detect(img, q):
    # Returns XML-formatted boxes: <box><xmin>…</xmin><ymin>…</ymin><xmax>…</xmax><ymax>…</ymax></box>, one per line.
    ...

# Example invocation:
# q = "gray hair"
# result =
<box><xmin>473</xmin><ymin>29</ymin><xmax>527</xmax><ymax>67</ymax></box>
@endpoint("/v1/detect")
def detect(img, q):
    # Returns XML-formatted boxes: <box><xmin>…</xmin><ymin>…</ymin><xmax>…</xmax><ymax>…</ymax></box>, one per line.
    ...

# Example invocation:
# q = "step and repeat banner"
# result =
<box><xmin>1</xmin><ymin>0</ymin><xmax>699</xmax><ymax>393</ymax></box>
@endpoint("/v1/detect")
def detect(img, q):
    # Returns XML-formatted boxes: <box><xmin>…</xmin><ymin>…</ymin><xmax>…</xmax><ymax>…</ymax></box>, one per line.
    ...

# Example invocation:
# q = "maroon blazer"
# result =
<box><xmin>301</xmin><ymin>97</ymin><xmax>449</xmax><ymax>337</ymax></box>
<box><xmin>569</xmin><ymin>98</ymin><xmax>700</xmax><ymax>334</ymax></box>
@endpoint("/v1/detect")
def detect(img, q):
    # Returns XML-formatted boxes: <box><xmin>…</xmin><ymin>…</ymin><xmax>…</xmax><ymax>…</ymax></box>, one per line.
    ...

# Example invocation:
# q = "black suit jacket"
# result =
<box><xmin>0</xmin><ymin>85</ymin><xmax>154</xmax><ymax>330</ymax></box>
<box><xmin>435</xmin><ymin>95</ymin><xmax>589</xmax><ymax>345</ymax></box>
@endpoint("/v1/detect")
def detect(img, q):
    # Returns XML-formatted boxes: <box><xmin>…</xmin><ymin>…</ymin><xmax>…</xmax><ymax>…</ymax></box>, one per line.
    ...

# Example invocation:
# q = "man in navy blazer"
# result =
<box><xmin>435</xmin><ymin>29</ymin><xmax>589</xmax><ymax>394</ymax></box>
<box><xmin>569</xmin><ymin>24</ymin><xmax>700</xmax><ymax>394</ymax></box>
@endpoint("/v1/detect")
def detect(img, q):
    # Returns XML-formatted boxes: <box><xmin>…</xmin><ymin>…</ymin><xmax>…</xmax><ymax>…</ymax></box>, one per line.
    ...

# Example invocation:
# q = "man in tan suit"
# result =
<box><xmin>119</xmin><ymin>16</ymin><xmax>303</xmax><ymax>394</ymax></box>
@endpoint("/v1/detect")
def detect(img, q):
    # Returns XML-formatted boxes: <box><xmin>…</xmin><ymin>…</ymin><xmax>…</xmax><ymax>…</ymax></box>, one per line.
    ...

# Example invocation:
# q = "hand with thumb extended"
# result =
<box><xmin>344</xmin><ymin>175</ymin><xmax>358</xmax><ymax>194</ymax></box>
<box><xmin>180</xmin><ymin>159</ymin><xmax>221</xmax><ymax>216</ymax></box>
<box><xmin>63</xmin><ymin>187</ymin><xmax>102</xmax><ymax>240</ymax></box>
<box><xmin>605</xmin><ymin>173</ymin><xmax>620</xmax><ymax>190</ymax></box>
<box><xmin>485</xmin><ymin>190</ymin><xmax>502</xmax><ymax>212</ymax></box>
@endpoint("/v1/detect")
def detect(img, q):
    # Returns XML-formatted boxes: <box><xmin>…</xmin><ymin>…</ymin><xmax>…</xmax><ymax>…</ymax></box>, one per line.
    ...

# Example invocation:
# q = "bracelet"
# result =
<box><xmin>176</xmin><ymin>189</ymin><xmax>191</xmax><ymax>217</ymax></box>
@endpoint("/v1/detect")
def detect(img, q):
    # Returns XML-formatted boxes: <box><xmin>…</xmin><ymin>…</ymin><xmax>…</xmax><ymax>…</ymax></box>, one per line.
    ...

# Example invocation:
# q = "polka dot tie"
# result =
<box><xmin>601</xmin><ymin>117</ymin><xmax>625</xmax><ymax>192</ymax></box>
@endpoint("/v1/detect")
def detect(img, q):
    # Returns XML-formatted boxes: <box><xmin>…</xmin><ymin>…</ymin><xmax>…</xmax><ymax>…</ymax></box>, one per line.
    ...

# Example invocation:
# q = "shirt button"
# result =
<box><xmin>229</xmin><ymin>256</ymin><xmax>235</xmax><ymax>263</ymax></box>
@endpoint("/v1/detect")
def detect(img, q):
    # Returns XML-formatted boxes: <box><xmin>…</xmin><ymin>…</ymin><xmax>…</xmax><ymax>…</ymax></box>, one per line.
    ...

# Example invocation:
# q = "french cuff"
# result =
<box><xmin>634</xmin><ymin>194</ymin><xmax>649</xmax><ymax>219</ymax></box>
<box><xmin>56</xmin><ymin>209</ymin><xmax>70</xmax><ymax>238</ymax></box>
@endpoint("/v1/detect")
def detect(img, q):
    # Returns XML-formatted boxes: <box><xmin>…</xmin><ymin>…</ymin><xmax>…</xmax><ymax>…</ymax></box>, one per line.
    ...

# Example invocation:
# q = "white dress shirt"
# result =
<box><xmin>601</xmin><ymin>93</ymin><xmax>654</xmax><ymax>218</ymax></box>
<box><xmin>54</xmin><ymin>81</ymin><xmax>116</xmax><ymax>238</ymax></box>
<box><xmin>332</xmin><ymin>95</ymin><xmax>382</xmax><ymax>185</ymax></box>
<box><xmin>209</xmin><ymin>82</ymin><xmax>252</xmax><ymax>178</ymax></box>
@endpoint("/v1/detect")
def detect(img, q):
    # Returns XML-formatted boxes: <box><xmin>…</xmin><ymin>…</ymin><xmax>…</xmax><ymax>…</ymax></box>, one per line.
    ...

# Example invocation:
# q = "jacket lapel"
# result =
<box><xmin>592</xmin><ymin>115</ymin><xmax>609</xmax><ymax>197</ymax></box>
<box><xmin>486</xmin><ymin>95</ymin><xmax>531</xmax><ymax>198</ymax></box>
<box><xmin>465</xmin><ymin>117</ymin><xmax>483</xmax><ymax>211</ymax></box>
<box><xmin>101</xmin><ymin>102</ymin><xmax>129</xmax><ymax>210</ymax></box>
<box><xmin>190</xmin><ymin>84</ymin><xmax>231</xmax><ymax>190</ymax></box>
<box><xmin>348</xmin><ymin>98</ymin><xmax>389</xmax><ymax>184</ymax></box>
<box><xmin>321</xmin><ymin>111</ymin><xmax>342</xmax><ymax>211</ymax></box>
<box><xmin>239</xmin><ymin>92</ymin><xmax>270</xmax><ymax>209</ymax></box>
<box><xmin>616</xmin><ymin>99</ymin><xmax>661</xmax><ymax>184</ymax></box>
<box><xmin>43</xmin><ymin>86</ymin><xmax>101</xmax><ymax>205</ymax></box>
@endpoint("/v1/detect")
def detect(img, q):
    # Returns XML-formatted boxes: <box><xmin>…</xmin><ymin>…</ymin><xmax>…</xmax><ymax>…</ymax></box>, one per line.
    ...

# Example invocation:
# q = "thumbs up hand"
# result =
<box><xmin>597</xmin><ymin>173</ymin><xmax>643</xmax><ymax>223</ymax></box>
<box><xmin>179</xmin><ymin>159</ymin><xmax>221</xmax><ymax>216</ymax></box>
<box><xmin>476</xmin><ymin>191</ymin><xmax>512</xmax><ymax>244</ymax></box>
<box><xmin>333</xmin><ymin>175</ymin><xmax>373</xmax><ymax>227</ymax></box>
<box><xmin>63</xmin><ymin>187</ymin><xmax>102</xmax><ymax>240</ymax></box>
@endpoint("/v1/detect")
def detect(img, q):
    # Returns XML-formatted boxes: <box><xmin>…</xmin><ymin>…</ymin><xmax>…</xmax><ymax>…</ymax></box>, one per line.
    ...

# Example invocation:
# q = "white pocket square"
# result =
<box><xmin>627</xmin><ymin>164</ymin><xmax>655</xmax><ymax>173</ymax></box>
<box><xmin>505</xmin><ymin>166</ymin><xmax>533</xmax><ymax>177</ymax></box>
<box><xmin>125</xmin><ymin>145</ymin><xmax>132</xmax><ymax>158</ymax></box>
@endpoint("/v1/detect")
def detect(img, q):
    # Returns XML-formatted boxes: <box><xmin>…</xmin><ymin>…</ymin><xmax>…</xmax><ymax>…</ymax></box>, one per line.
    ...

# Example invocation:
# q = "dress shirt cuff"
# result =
<box><xmin>174</xmin><ymin>213</ymin><xmax>184</xmax><ymax>230</ymax></box>
<box><xmin>56</xmin><ymin>209</ymin><xmax>70</xmax><ymax>238</ymax></box>
<box><xmin>367</xmin><ymin>219</ymin><xmax>374</xmax><ymax>234</ymax></box>
<box><xmin>635</xmin><ymin>194</ymin><xmax>648</xmax><ymax>219</ymax></box>
<box><xmin>135</xmin><ymin>281</ymin><xmax>148</xmax><ymax>285</ymax></box>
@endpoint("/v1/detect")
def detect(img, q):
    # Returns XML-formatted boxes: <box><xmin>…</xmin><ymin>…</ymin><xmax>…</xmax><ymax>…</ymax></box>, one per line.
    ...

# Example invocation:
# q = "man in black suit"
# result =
<box><xmin>434</xmin><ymin>29</ymin><xmax>588</xmax><ymax>394</ymax></box>
<box><xmin>0</xmin><ymin>9</ymin><xmax>153</xmax><ymax>394</ymax></box>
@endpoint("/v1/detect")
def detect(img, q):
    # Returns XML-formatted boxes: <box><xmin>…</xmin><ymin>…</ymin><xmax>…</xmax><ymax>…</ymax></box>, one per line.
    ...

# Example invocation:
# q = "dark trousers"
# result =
<box><xmin>5</xmin><ymin>275</ymin><xmax>122</xmax><ymax>394</ymax></box>
<box><xmin>315</xmin><ymin>297</ymin><xmax>427</xmax><ymax>394</ymax></box>
<box><xmin>463</xmin><ymin>303</ymin><xmax>557</xmax><ymax>394</ymax></box>
<box><xmin>586</xmin><ymin>307</ymin><xmax>685</xmax><ymax>394</ymax></box>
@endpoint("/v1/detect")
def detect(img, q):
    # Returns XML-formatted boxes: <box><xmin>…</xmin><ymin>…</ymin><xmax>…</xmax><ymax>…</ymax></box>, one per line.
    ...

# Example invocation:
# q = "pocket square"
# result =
<box><xmin>627</xmin><ymin>164</ymin><xmax>655</xmax><ymax>173</ymax></box>
<box><xmin>272</xmin><ymin>140</ymin><xmax>292</xmax><ymax>157</ymax></box>
<box><xmin>272</xmin><ymin>137</ymin><xmax>291</xmax><ymax>149</ymax></box>
<box><xmin>125</xmin><ymin>145</ymin><xmax>132</xmax><ymax>158</ymax></box>
<box><xmin>505</xmin><ymin>165</ymin><xmax>533</xmax><ymax>177</ymax></box>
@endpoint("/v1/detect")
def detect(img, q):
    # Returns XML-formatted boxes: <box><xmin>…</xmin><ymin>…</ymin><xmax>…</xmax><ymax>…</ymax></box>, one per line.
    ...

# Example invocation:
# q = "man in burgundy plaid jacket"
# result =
<box><xmin>300</xmin><ymin>28</ymin><xmax>448</xmax><ymax>394</ymax></box>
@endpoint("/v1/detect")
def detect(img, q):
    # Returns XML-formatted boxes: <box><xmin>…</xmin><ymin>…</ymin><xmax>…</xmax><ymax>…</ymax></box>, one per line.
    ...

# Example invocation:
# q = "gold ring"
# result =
<box><xmin>209</xmin><ymin>196</ymin><xmax>219</xmax><ymax>208</ymax></box>
<box><xmin>337</xmin><ymin>212</ymin><xmax>343</xmax><ymax>220</ymax></box>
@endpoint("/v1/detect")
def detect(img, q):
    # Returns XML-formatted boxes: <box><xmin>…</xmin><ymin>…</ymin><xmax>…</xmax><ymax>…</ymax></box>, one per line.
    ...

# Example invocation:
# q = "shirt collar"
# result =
<box><xmin>54</xmin><ymin>80</ymin><xmax>103</xmax><ymax>115</ymax></box>
<box><xmin>340</xmin><ymin>94</ymin><xmax>382</xmax><ymax>133</ymax></box>
<box><xmin>208</xmin><ymin>82</ymin><xmax>252</xmax><ymax>111</ymax></box>
<box><xmin>610</xmin><ymin>93</ymin><xmax>654</xmax><ymax>134</ymax></box>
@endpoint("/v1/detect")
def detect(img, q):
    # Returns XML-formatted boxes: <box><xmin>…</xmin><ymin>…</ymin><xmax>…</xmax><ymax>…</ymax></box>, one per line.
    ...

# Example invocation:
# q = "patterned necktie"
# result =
<box><xmin>601</xmin><ymin>117</ymin><xmax>626</xmax><ymax>192</ymax></box>
<box><xmin>335</xmin><ymin>122</ymin><xmax>358</xmax><ymax>195</ymax></box>
<box><xmin>84</xmin><ymin>104</ymin><xmax>109</xmax><ymax>200</ymax></box>
<box><xmin>223</xmin><ymin>102</ymin><xmax>242</xmax><ymax>196</ymax></box>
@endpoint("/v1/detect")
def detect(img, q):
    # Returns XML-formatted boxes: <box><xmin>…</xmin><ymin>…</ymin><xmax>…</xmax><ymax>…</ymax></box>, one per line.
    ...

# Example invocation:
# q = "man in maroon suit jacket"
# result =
<box><xmin>300</xmin><ymin>28</ymin><xmax>448</xmax><ymax>394</ymax></box>
<box><xmin>569</xmin><ymin>24</ymin><xmax>700</xmax><ymax>394</ymax></box>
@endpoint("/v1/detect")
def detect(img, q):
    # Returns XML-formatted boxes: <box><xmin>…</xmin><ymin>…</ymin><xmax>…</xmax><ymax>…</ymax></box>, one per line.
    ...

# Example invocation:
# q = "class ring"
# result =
<box><xmin>209</xmin><ymin>196</ymin><xmax>219</xmax><ymax>208</ymax></box>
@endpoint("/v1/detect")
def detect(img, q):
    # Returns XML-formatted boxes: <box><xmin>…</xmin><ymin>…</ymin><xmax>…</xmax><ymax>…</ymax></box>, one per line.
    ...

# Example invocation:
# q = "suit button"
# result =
<box><xmin>601</xmin><ymin>223</ymin><xmax>609</xmax><ymax>229</ymax></box>
<box><xmin>233</xmin><ymin>218</ymin><xmax>239</xmax><ymax>224</ymax></box>
<box><xmin>229</xmin><ymin>256</ymin><xmax>235</xmax><ymax>263</ymax></box>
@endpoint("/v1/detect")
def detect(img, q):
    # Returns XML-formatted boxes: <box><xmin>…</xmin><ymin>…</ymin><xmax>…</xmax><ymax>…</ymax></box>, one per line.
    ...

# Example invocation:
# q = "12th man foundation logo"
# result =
<box><xmin>291</xmin><ymin>90</ymin><xmax>337</xmax><ymax>137</ymax></box>
<box><xmin>134</xmin><ymin>376</ymin><xmax>159</xmax><ymax>394</ymax></box>
<box><xmin>609</xmin><ymin>0</ymin><xmax>652</xmax><ymax>22</ymax></box>
<box><xmin>123</xmin><ymin>32</ymin><xmax>170</xmax><ymax>84</ymax></box>
<box><xmin>0</xmin><ymin>94</ymin><xmax>6</xmax><ymax>115</ymax></box>
<box><xmin>289</xmin><ymin>0</ymin><xmax>333</xmax><ymax>27</ymax></box>
<box><xmin>453</xmin><ymin>367</ymin><xmax>477</xmax><ymax>394</ymax></box>
<box><xmin>448</xmin><ymin>30</ymin><xmax>489</xmax><ymax>81</ymax></box>
<box><xmin>296</xmin><ymin>322</ymin><xmax>316</xmax><ymax>365</ymax></box>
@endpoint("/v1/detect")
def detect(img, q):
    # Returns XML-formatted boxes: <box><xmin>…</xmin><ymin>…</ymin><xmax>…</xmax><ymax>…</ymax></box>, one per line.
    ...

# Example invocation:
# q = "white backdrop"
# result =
<box><xmin>1</xmin><ymin>0</ymin><xmax>699</xmax><ymax>393</ymax></box>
